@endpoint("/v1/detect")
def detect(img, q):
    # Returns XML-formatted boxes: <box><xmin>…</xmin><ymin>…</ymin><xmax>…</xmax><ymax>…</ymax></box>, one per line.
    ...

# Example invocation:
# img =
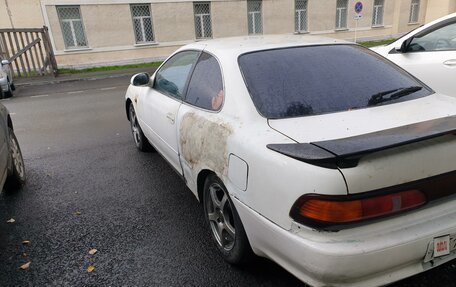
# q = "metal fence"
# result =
<box><xmin>0</xmin><ymin>27</ymin><xmax>57</xmax><ymax>77</ymax></box>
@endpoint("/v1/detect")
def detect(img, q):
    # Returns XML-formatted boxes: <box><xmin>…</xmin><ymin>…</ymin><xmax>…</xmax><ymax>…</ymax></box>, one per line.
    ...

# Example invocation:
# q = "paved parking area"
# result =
<box><xmin>0</xmin><ymin>75</ymin><xmax>454</xmax><ymax>286</ymax></box>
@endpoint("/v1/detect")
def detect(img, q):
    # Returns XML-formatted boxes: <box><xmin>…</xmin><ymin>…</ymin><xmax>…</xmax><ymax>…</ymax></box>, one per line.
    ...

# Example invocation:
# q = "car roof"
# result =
<box><xmin>182</xmin><ymin>34</ymin><xmax>351</xmax><ymax>57</ymax></box>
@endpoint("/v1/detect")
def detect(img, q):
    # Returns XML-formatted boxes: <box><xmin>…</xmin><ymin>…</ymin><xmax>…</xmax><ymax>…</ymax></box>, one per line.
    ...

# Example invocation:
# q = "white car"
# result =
<box><xmin>372</xmin><ymin>12</ymin><xmax>456</xmax><ymax>96</ymax></box>
<box><xmin>0</xmin><ymin>59</ymin><xmax>15</xmax><ymax>98</ymax></box>
<box><xmin>125</xmin><ymin>35</ymin><xmax>456</xmax><ymax>287</ymax></box>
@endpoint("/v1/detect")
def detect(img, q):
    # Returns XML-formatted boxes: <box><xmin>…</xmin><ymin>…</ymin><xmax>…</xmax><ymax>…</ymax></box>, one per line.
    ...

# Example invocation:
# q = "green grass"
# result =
<box><xmin>56</xmin><ymin>38</ymin><xmax>395</xmax><ymax>75</ymax></box>
<box><xmin>58</xmin><ymin>61</ymin><xmax>163</xmax><ymax>75</ymax></box>
<box><xmin>359</xmin><ymin>38</ymin><xmax>396</xmax><ymax>48</ymax></box>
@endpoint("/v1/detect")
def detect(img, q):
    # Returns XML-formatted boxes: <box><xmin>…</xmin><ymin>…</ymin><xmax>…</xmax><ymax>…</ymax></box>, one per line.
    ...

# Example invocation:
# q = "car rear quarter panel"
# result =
<box><xmin>175</xmin><ymin>53</ymin><xmax>348</xmax><ymax>230</ymax></box>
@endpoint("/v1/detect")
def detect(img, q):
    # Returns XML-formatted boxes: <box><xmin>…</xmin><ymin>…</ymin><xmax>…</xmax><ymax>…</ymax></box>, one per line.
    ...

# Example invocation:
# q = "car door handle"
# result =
<box><xmin>443</xmin><ymin>59</ymin><xmax>456</xmax><ymax>66</ymax></box>
<box><xmin>166</xmin><ymin>113</ymin><xmax>175</xmax><ymax>124</ymax></box>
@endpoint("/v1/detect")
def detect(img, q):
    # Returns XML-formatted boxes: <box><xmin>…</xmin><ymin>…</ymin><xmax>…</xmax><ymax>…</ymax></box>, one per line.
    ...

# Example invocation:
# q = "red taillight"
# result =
<box><xmin>291</xmin><ymin>190</ymin><xmax>426</xmax><ymax>228</ymax></box>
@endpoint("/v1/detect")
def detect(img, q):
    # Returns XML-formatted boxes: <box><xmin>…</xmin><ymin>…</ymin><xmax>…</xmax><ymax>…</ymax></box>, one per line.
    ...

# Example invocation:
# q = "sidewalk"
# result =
<box><xmin>15</xmin><ymin>66</ymin><xmax>159</xmax><ymax>87</ymax></box>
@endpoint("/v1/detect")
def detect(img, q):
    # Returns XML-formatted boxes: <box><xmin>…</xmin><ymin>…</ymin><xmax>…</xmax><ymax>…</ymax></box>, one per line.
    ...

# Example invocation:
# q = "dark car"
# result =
<box><xmin>0</xmin><ymin>102</ymin><xmax>25</xmax><ymax>191</ymax></box>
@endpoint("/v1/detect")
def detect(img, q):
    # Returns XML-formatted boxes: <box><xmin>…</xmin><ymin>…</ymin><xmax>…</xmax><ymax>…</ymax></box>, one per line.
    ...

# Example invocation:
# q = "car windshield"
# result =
<box><xmin>238</xmin><ymin>44</ymin><xmax>433</xmax><ymax>119</ymax></box>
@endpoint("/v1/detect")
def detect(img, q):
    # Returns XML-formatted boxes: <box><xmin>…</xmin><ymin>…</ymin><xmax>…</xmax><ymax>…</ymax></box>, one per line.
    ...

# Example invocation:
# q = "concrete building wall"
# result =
<box><xmin>0</xmin><ymin>0</ymin><xmax>44</xmax><ymax>28</ymax></box>
<box><xmin>263</xmin><ymin>0</ymin><xmax>294</xmax><ymax>34</ymax></box>
<box><xmin>1</xmin><ymin>0</ymin><xmax>452</xmax><ymax>69</ymax></box>
<box><xmin>425</xmin><ymin>0</ymin><xmax>456</xmax><ymax>23</ymax></box>
<box><xmin>212</xmin><ymin>1</ymin><xmax>248</xmax><ymax>37</ymax></box>
<box><xmin>152</xmin><ymin>2</ymin><xmax>195</xmax><ymax>42</ymax></box>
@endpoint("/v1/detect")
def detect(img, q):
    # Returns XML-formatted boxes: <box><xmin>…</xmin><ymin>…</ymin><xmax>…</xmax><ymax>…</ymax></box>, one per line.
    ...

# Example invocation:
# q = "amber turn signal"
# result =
<box><xmin>291</xmin><ymin>190</ymin><xmax>426</xmax><ymax>228</ymax></box>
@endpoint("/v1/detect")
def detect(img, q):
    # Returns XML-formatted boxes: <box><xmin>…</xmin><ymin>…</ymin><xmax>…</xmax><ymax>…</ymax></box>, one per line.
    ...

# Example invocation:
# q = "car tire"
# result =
<box><xmin>4</xmin><ymin>82</ymin><xmax>13</xmax><ymax>98</ymax></box>
<box><xmin>203</xmin><ymin>174</ymin><xmax>254</xmax><ymax>265</ymax></box>
<box><xmin>4</xmin><ymin>127</ymin><xmax>26</xmax><ymax>190</ymax></box>
<box><xmin>128</xmin><ymin>104</ymin><xmax>154</xmax><ymax>152</ymax></box>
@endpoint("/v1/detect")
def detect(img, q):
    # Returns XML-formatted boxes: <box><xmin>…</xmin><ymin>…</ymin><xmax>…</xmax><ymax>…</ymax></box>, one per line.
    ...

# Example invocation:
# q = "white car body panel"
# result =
<box><xmin>372</xmin><ymin>12</ymin><xmax>456</xmax><ymax>96</ymax></box>
<box><xmin>125</xmin><ymin>35</ymin><xmax>456</xmax><ymax>286</ymax></box>
<box><xmin>137</xmin><ymin>86</ymin><xmax>183</xmax><ymax>173</ymax></box>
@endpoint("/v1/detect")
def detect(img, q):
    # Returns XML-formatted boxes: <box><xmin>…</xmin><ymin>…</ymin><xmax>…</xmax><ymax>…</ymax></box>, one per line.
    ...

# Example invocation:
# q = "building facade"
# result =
<box><xmin>1</xmin><ymin>0</ymin><xmax>455</xmax><ymax>69</ymax></box>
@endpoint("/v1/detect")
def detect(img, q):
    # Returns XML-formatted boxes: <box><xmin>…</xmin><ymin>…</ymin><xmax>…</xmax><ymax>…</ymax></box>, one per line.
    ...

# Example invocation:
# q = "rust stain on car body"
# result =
<box><xmin>180</xmin><ymin>113</ymin><xmax>232</xmax><ymax>175</ymax></box>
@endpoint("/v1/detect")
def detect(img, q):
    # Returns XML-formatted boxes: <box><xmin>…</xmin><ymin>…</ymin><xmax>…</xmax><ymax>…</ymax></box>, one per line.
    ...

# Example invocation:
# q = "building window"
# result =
<box><xmin>372</xmin><ymin>0</ymin><xmax>384</xmax><ymax>26</ymax></box>
<box><xmin>295</xmin><ymin>0</ymin><xmax>308</xmax><ymax>33</ymax></box>
<box><xmin>248</xmin><ymin>0</ymin><xmax>263</xmax><ymax>35</ymax></box>
<box><xmin>335</xmin><ymin>0</ymin><xmax>348</xmax><ymax>30</ymax></box>
<box><xmin>409</xmin><ymin>0</ymin><xmax>420</xmax><ymax>23</ymax></box>
<box><xmin>57</xmin><ymin>6</ymin><xmax>88</xmax><ymax>49</ymax></box>
<box><xmin>131</xmin><ymin>4</ymin><xmax>155</xmax><ymax>44</ymax></box>
<box><xmin>194</xmin><ymin>2</ymin><xmax>212</xmax><ymax>39</ymax></box>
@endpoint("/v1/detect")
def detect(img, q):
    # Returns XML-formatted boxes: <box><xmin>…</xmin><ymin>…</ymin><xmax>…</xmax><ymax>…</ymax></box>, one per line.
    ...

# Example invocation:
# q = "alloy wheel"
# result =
<box><xmin>10</xmin><ymin>131</ymin><xmax>24</xmax><ymax>179</ymax></box>
<box><xmin>129</xmin><ymin>105</ymin><xmax>141</xmax><ymax>146</ymax></box>
<box><xmin>206</xmin><ymin>182</ymin><xmax>236</xmax><ymax>251</ymax></box>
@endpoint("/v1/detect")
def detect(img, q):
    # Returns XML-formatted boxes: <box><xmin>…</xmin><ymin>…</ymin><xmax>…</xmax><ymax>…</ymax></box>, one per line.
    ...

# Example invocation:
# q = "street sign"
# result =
<box><xmin>354</xmin><ymin>14</ymin><xmax>362</xmax><ymax>20</ymax></box>
<box><xmin>355</xmin><ymin>2</ymin><xmax>363</xmax><ymax>14</ymax></box>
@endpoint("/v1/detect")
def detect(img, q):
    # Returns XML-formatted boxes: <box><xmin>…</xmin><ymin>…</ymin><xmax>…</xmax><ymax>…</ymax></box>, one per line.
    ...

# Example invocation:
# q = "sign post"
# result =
<box><xmin>354</xmin><ymin>2</ymin><xmax>363</xmax><ymax>43</ymax></box>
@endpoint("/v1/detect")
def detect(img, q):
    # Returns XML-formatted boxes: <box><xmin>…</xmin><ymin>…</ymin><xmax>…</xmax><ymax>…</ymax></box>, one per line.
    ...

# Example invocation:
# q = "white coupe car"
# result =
<box><xmin>125</xmin><ymin>35</ymin><xmax>456</xmax><ymax>287</ymax></box>
<box><xmin>372</xmin><ymin>12</ymin><xmax>456</xmax><ymax>97</ymax></box>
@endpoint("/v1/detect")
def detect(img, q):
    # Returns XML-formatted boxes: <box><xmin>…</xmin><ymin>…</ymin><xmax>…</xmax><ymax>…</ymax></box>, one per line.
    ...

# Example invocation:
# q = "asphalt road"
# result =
<box><xmin>0</xmin><ymin>76</ymin><xmax>455</xmax><ymax>286</ymax></box>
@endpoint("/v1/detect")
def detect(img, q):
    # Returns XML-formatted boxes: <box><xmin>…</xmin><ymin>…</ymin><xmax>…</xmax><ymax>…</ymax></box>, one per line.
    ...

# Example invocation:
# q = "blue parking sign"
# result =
<box><xmin>355</xmin><ymin>2</ymin><xmax>363</xmax><ymax>13</ymax></box>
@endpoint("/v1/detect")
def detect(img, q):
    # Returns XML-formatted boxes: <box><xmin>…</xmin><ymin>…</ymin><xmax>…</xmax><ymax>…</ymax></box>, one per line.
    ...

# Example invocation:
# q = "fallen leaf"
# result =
<box><xmin>20</xmin><ymin>262</ymin><xmax>31</xmax><ymax>270</ymax></box>
<box><xmin>6</xmin><ymin>218</ymin><xmax>15</xmax><ymax>223</ymax></box>
<box><xmin>75</xmin><ymin>211</ymin><xmax>81</xmax><ymax>216</ymax></box>
<box><xmin>88</xmin><ymin>249</ymin><xmax>97</xmax><ymax>255</ymax></box>
<box><xmin>87</xmin><ymin>265</ymin><xmax>95</xmax><ymax>273</ymax></box>
<box><xmin>22</xmin><ymin>240</ymin><xmax>30</xmax><ymax>245</ymax></box>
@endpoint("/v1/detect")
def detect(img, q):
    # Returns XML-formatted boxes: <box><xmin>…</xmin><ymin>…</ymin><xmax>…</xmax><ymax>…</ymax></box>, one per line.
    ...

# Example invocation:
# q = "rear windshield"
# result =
<box><xmin>238</xmin><ymin>44</ymin><xmax>432</xmax><ymax>119</ymax></box>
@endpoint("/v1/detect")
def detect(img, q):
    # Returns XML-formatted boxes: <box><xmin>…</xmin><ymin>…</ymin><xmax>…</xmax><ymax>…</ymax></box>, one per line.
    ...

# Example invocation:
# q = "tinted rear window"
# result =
<box><xmin>238</xmin><ymin>45</ymin><xmax>432</xmax><ymax>119</ymax></box>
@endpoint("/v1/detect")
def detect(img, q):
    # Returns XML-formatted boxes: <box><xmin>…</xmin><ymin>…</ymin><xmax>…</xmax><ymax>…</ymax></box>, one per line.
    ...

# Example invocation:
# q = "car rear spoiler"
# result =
<box><xmin>267</xmin><ymin>116</ymin><xmax>456</xmax><ymax>169</ymax></box>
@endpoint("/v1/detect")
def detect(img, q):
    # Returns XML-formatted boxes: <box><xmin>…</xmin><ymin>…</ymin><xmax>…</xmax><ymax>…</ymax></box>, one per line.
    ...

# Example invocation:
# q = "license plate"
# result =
<box><xmin>434</xmin><ymin>235</ymin><xmax>450</xmax><ymax>257</ymax></box>
<box><xmin>423</xmin><ymin>233</ymin><xmax>456</xmax><ymax>263</ymax></box>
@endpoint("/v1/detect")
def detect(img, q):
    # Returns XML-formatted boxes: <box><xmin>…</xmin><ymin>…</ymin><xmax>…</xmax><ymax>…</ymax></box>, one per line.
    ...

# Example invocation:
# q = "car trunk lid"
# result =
<box><xmin>268</xmin><ymin>94</ymin><xmax>456</xmax><ymax>194</ymax></box>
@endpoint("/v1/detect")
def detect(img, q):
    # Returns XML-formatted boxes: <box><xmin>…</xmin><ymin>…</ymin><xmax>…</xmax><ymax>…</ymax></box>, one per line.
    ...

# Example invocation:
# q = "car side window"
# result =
<box><xmin>153</xmin><ymin>51</ymin><xmax>200</xmax><ymax>99</ymax></box>
<box><xmin>408</xmin><ymin>22</ymin><xmax>456</xmax><ymax>52</ymax></box>
<box><xmin>185</xmin><ymin>52</ymin><xmax>224</xmax><ymax>111</ymax></box>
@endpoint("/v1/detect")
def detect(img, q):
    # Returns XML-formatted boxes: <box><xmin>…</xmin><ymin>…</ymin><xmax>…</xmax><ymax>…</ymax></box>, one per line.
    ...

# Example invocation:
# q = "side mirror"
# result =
<box><xmin>394</xmin><ymin>42</ymin><xmax>403</xmax><ymax>52</ymax></box>
<box><xmin>1</xmin><ymin>59</ymin><xmax>10</xmax><ymax>66</ymax></box>
<box><xmin>131</xmin><ymin>73</ymin><xmax>151</xmax><ymax>87</ymax></box>
<box><xmin>395</xmin><ymin>38</ymin><xmax>413</xmax><ymax>53</ymax></box>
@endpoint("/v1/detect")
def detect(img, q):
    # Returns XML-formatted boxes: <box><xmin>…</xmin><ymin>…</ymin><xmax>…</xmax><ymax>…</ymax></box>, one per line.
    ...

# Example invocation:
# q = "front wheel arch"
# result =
<box><xmin>7</xmin><ymin>114</ymin><xmax>13</xmax><ymax>129</ymax></box>
<box><xmin>125</xmin><ymin>99</ymin><xmax>133</xmax><ymax>121</ymax></box>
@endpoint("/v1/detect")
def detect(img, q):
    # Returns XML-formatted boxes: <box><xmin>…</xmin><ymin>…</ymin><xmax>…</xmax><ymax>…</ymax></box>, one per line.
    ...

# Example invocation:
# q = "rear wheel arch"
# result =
<box><xmin>197</xmin><ymin>169</ymin><xmax>214</xmax><ymax>202</ymax></box>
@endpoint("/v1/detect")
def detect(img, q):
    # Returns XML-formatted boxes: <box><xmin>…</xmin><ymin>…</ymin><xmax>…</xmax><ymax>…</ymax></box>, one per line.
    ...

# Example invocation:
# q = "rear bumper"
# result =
<box><xmin>233</xmin><ymin>196</ymin><xmax>456</xmax><ymax>287</ymax></box>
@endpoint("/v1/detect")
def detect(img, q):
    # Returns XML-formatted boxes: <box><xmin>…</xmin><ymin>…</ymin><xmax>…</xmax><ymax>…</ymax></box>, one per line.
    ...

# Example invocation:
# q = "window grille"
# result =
<box><xmin>409</xmin><ymin>0</ymin><xmax>420</xmax><ymax>23</ymax></box>
<box><xmin>248</xmin><ymin>0</ymin><xmax>263</xmax><ymax>35</ymax></box>
<box><xmin>295</xmin><ymin>0</ymin><xmax>308</xmax><ymax>33</ymax></box>
<box><xmin>57</xmin><ymin>6</ymin><xmax>88</xmax><ymax>49</ymax></box>
<box><xmin>194</xmin><ymin>2</ymin><xmax>212</xmax><ymax>39</ymax></box>
<box><xmin>131</xmin><ymin>4</ymin><xmax>155</xmax><ymax>43</ymax></box>
<box><xmin>335</xmin><ymin>0</ymin><xmax>348</xmax><ymax>30</ymax></box>
<box><xmin>372</xmin><ymin>0</ymin><xmax>384</xmax><ymax>26</ymax></box>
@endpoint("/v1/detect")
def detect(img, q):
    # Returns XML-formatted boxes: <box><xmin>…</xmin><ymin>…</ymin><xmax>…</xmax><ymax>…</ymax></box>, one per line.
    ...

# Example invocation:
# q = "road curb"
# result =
<box><xmin>15</xmin><ymin>72</ymin><xmax>135</xmax><ymax>87</ymax></box>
